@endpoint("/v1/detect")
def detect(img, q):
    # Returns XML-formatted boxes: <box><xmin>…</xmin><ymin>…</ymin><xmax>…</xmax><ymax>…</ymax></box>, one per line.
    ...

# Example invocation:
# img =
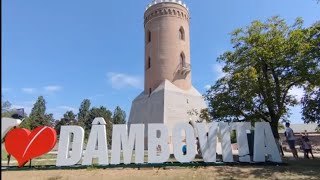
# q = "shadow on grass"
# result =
<box><xmin>211</xmin><ymin>158</ymin><xmax>320</xmax><ymax>179</ymax></box>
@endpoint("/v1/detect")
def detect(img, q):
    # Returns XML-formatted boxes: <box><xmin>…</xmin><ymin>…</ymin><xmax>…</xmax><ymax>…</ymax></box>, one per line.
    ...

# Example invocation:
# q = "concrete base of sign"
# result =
<box><xmin>128</xmin><ymin>79</ymin><xmax>207</xmax><ymax>151</ymax></box>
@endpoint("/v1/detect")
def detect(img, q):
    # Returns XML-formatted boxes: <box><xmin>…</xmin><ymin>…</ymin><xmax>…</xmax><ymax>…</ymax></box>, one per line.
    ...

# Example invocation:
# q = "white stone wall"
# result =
<box><xmin>128</xmin><ymin>80</ymin><xmax>207</xmax><ymax>150</ymax></box>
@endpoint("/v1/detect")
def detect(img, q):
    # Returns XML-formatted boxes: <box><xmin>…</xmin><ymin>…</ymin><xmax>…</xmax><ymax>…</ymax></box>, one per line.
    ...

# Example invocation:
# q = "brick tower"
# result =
<box><xmin>128</xmin><ymin>0</ymin><xmax>207</xmax><ymax>149</ymax></box>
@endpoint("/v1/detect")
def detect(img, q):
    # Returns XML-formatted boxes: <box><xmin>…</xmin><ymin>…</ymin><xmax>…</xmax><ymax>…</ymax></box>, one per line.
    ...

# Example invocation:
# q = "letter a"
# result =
<box><xmin>253</xmin><ymin>122</ymin><xmax>282</xmax><ymax>162</ymax></box>
<box><xmin>82</xmin><ymin>117</ymin><xmax>109</xmax><ymax>165</ymax></box>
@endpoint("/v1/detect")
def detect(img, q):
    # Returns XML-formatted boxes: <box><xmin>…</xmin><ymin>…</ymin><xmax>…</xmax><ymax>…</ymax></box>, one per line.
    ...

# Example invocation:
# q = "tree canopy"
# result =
<box><xmin>1</xmin><ymin>100</ymin><xmax>12</xmax><ymax>113</ymax></box>
<box><xmin>205</xmin><ymin>16</ymin><xmax>320</xmax><ymax>138</ymax></box>
<box><xmin>1</xmin><ymin>100</ymin><xmax>13</xmax><ymax>117</ymax></box>
<box><xmin>88</xmin><ymin>106</ymin><xmax>113</xmax><ymax>147</ymax></box>
<box><xmin>20</xmin><ymin>96</ymin><xmax>54</xmax><ymax>130</ymax></box>
<box><xmin>112</xmin><ymin>106</ymin><xmax>126</xmax><ymax>124</ymax></box>
<box><xmin>55</xmin><ymin>111</ymin><xmax>76</xmax><ymax>135</ymax></box>
<box><xmin>77</xmin><ymin>99</ymin><xmax>91</xmax><ymax>131</ymax></box>
<box><xmin>302</xmin><ymin>88</ymin><xmax>320</xmax><ymax>125</ymax></box>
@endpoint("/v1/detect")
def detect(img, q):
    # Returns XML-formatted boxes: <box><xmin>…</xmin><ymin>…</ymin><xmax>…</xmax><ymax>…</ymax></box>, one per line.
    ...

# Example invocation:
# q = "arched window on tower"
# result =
<box><xmin>147</xmin><ymin>57</ymin><xmax>151</xmax><ymax>69</ymax></box>
<box><xmin>148</xmin><ymin>30</ymin><xmax>151</xmax><ymax>43</ymax></box>
<box><xmin>179</xmin><ymin>27</ymin><xmax>185</xmax><ymax>40</ymax></box>
<box><xmin>180</xmin><ymin>53</ymin><xmax>185</xmax><ymax>67</ymax></box>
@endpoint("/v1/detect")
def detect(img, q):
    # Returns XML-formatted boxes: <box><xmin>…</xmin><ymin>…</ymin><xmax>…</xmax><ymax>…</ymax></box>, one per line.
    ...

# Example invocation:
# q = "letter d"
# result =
<box><xmin>56</xmin><ymin>126</ymin><xmax>84</xmax><ymax>166</ymax></box>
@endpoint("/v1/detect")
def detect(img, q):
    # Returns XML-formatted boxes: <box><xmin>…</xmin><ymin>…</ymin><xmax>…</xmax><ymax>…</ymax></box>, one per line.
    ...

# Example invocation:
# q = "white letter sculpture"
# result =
<box><xmin>1</xmin><ymin>117</ymin><xmax>22</xmax><ymax>139</ymax></box>
<box><xmin>172</xmin><ymin>123</ymin><xmax>196</xmax><ymax>163</ymax></box>
<box><xmin>233</xmin><ymin>122</ymin><xmax>251</xmax><ymax>162</ymax></box>
<box><xmin>82</xmin><ymin>118</ymin><xmax>109</xmax><ymax>165</ymax></box>
<box><xmin>219</xmin><ymin>122</ymin><xmax>233</xmax><ymax>162</ymax></box>
<box><xmin>196</xmin><ymin>122</ymin><xmax>218</xmax><ymax>162</ymax></box>
<box><xmin>253</xmin><ymin>122</ymin><xmax>282</xmax><ymax>162</ymax></box>
<box><xmin>148</xmin><ymin>124</ymin><xmax>170</xmax><ymax>163</ymax></box>
<box><xmin>56</xmin><ymin>126</ymin><xmax>84</xmax><ymax>166</ymax></box>
<box><xmin>111</xmin><ymin>124</ymin><xmax>144</xmax><ymax>164</ymax></box>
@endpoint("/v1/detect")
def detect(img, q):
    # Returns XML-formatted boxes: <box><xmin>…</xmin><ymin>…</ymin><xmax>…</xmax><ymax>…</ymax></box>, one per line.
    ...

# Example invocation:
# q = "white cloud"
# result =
<box><xmin>202</xmin><ymin>63</ymin><xmax>226</xmax><ymax>90</ymax></box>
<box><xmin>289</xmin><ymin>86</ymin><xmax>304</xmax><ymax>101</ymax></box>
<box><xmin>10</xmin><ymin>102</ymin><xmax>77</xmax><ymax>120</ymax></box>
<box><xmin>44</xmin><ymin>85</ymin><xmax>62</xmax><ymax>93</ymax></box>
<box><xmin>204</xmin><ymin>84</ymin><xmax>211</xmax><ymax>90</ymax></box>
<box><xmin>2</xmin><ymin>88</ymin><xmax>11</xmax><ymax>93</ymax></box>
<box><xmin>57</xmin><ymin>106</ymin><xmax>77</xmax><ymax>112</ymax></box>
<box><xmin>21</xmin><ymin>88</ymin><xmax>36</xmax><ymax>94</ymax></box>
<box><xmin>212</xmin><ymin>63</ymin><xmax>225</xmax><ymax>80</ymax></box>
<box><xmin>88</xmin><ymin>94</ymin><xmax>105</xmax><ymax>100</ymax></box>
<box><xmin>107</xmin><ymin>72</ymin><xmax>142</xmax><ymax>89</ymax></box>
<box><xmin>11</xmin><ymin>101</ymin><xmax>35</xmax><ymax>116</ymax></box>
<box><xmin>19</xmin><ymin>85</ymin><xmax>62</xmax><ymax>95</ymax></box>
<box><xmin>47</xmin><ymin>106</ymin><xmax>78</xmax><ymax>120</ymax></box>
<box><xmin>47</xmin><ymin>108</ymin><xmax>63</xmax><ymax>120</ymax></box>
<box><xmin>289</xmin><ymin>105</ymin><xmax>303</xmax><ymax>123</ymax></box>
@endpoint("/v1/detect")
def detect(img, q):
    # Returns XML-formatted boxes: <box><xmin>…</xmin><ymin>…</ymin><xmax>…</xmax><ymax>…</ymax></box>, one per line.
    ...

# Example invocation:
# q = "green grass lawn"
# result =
<box><xmin>2</xmin><ymin>158</ymin><xmax>320</xmax><ymax>180</ymax></box>
<box><xmin>2</xmin><ymin>148</ymin><xmax>8</xmax><ymax>160</ymax></box>
<box><xmin>2</xmin><ymin>146</ymin><xmax>320</xmax><ymax>179</ymax></box>
<box><xmin>1</xmin><ymin>148</ymin><xmax>57</xmax><ymax>166</ymax></box>
<box><xmin>2</xmin><ymin>148</ymin><xmax>320</xmax><ymax>180</ymax></box>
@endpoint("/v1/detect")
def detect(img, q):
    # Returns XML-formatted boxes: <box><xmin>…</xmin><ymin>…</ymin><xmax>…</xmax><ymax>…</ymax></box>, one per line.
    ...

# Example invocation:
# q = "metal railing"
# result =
<box><xmin>178</xmin><ymin>62</ymin><xmax>191</xmax><ymax>75</ymax></box>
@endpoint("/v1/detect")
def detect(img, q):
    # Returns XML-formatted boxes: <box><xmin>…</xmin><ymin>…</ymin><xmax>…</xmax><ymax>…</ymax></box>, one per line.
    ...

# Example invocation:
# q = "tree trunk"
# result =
<box><xmin>270</xmin><ymin>119</ymin><xmax>280</xmax><ymax>139</ymax></box>
<box><xmin>270</xmin><ymin>119</ymin><xmax>284</xmax><ymax>156</ymax></box>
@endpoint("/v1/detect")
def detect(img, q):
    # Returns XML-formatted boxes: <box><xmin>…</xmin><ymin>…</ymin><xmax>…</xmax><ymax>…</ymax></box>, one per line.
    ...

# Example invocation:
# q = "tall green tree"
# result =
<box><xmin>20</xmin><ymin>96</ymin><xmax>54</xmax><ymax>130</ymax></box>
<box><xmin>112</xmin><ymin>106</ymin><xmax>126</xmax><ymax>124</ymax></box>
<box><xmin>302</xmin><ymin>21</ymin><xmax>320</xmax><ymax>126</ymax></box>
<box><xmin>1</xmin><ymin>100</ymin><xmax>13</xmax><ymax>117</ymax></box>
<box><xmin>205</xmin><ymin>17</ymin><xmax>320</xmax><ymax>139</ymax></box>
<box><xmin>63</xmin><ymin>111</ymin><xmax>77</xmax><ymax>125</ymax></box>
<box><xmin>302</xmin><ymin>88</ymin><xmax>320</xmax><ymax>125</ymax></box>
<box><xmin>88</xmin><ymin>106</ymin><xmax>113</xmax><ymax>147</ymax></box>
<box><xmin>1</xmin><ymin>100</ymin><xmax>12</xmax><ymax>112</ymax></box>
<box><xmin>77</xmin><ymin>99</ymin><xmax>91</xmax><ymax>129</ymax></box>
<box><xmin>2</xmin><ymin>98</ymin><xmax>27</xmax><ymax>119</ymax></box>
<box><xmin>55</xmin><ymin>111</ymin><xmax>76</xmax><ymax>135</ymax></box>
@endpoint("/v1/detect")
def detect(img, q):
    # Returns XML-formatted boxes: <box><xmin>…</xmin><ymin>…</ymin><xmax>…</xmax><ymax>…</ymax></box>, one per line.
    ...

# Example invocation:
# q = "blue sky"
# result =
<box><xmin>2</xmin><ymin>0</ymin><xmax>320</xmax><ymax>123</ymax></box>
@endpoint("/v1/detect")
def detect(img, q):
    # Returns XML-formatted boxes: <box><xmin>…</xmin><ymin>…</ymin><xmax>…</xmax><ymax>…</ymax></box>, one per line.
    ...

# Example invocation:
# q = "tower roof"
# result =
<box><xmin>145</xmin><ymin>0</ymin><xmax>188</xmax><ymax>12</ymax></box>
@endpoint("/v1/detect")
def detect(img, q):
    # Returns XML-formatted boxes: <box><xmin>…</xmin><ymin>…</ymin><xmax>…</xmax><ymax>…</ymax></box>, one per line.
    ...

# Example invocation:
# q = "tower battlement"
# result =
<box><xmin>144</xmin><ymin>2</ymin><xmax>190</xmax><ymax>25</ymax></box>
<box><xmin>145</xmin><ymin>0</ymin><xmax>188</xmax><ymax>12</ymax></box>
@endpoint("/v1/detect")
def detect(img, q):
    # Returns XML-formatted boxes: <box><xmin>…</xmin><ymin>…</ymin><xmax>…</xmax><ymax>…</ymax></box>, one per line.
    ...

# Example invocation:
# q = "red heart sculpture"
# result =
<box><xmin>4</xmin><ymin>126</ymin><xmax>57</xmax><ymax>167</ymax></box>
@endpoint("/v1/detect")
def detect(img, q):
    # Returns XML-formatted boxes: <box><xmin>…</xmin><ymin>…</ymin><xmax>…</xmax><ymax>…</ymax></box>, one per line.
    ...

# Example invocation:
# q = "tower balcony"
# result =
<box><xmin>178</xmin><ymin>63</ymin><xmax>191</xmax><ymax>75</ymax></box>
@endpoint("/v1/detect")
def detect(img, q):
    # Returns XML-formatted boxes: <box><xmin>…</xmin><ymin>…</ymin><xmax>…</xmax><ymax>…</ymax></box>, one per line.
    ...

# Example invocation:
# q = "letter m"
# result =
<box><xmin>110</xmin><ymin>124</ymin><xmax>144</xmax><ymax>164</ymax></box>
